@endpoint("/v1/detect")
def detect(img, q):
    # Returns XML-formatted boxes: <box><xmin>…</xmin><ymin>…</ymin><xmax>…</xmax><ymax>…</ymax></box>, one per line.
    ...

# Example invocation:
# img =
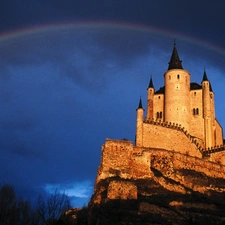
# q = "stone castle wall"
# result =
<box><xmin>215</xmin><ymin>119</ymin><xmax>223</xmax><ymax>146</ymax></box>
<box><xmin>150</xmin><ymin>149</ymin><xmax>225</xmax><ymax>179</ymax></box>
<box><xmin>96</xmin><ymin>139</ymin><xmax>152</xmax><ymax>184</ymax></box>
<box><xmin>93</xmin><ymin>138</ymin><xmax>225</xmax><ymax>204</ymax></box>
<box><xmin>141</xmin><ymin>120</ymin><xmax>202</xmax><ymax>157</ymax></box>
<box><xmin>189</xmin><ymin>89</ymin><xmax>205</xmax><ymax>142</ymax></box>
<box><xmin>96</xmin><ymin>138</ymin><xmax>225</xmax><ymax>187</ymax></box>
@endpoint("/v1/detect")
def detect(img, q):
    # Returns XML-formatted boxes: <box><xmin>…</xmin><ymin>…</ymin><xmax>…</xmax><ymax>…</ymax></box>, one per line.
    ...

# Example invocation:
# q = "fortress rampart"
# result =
<box><xmin>150</xmin><ymin>148</ymin><xmax>225</xmax><ymax>179</ymax></box>
<box><xmin>96</xmin><ymin>138</ymin><xmax>225</xmax><ymax>187</ymax></box>
<box><xmin>143</xmin><ymin>118</ymin><xmax>225</xmax><ymax>156</ymax></box>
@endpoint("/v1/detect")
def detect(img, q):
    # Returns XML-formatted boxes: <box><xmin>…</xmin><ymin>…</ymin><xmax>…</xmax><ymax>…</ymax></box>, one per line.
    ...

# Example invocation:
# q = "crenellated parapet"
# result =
<box><xmin>202</xmin><ymin>145</ymin><xmax>225</xmax><ymax>156</ymax></box>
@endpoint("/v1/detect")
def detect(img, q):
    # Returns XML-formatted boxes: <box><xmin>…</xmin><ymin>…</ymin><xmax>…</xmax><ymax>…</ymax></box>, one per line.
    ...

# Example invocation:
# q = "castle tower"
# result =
<box><xmin>146</xmin><ymin>77</ymin><xmax>154</xmax><ymax>120</ymax></box>
<box><xmin>209</xmin><ymin>82</ymin><xmax>217</xmax><ymax>146</ymax></box>
<box><xmin>202</xmin><ymin>70</ymin><xmax>213</xmax><ymax>148</ymax></box>
<box><xmin>164</xmin><ymin>43</ymin><xmax>191</xmax><ymax>131</ymax></box>
<box><xmin>136</xmin><ymin>98</ymin><xmax>144</xmax><ymax>146</ymax></box>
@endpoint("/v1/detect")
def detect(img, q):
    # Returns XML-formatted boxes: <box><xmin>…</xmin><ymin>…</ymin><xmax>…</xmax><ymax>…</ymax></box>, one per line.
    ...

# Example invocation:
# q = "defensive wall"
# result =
<box><xmin>141</xmin><ymin>119</ymin><xmax>202</xmax><ymax>157</ymax></box>
<box><xmin>96</xmin><ymin>138</ymin><xmax>225</xmax><ymax>186</ymax></box>
<box><xmin>142</xmin><ymin>118</ymin><xmax>225</xmax><ymax>157</ymax></box>
<box><xmin>96</xmin><ymin>139</ymin><xmax>152</xmax><ymax>184</ymax></box>
<box><xmin>92</xmin><ymin>138</ymin><xmax>225</xmax><ymax>204</ymax></box>
<box><xmin>149</xmin><ymin>148</ymin><xmax>225</xmax><ymax>179</ymax></box>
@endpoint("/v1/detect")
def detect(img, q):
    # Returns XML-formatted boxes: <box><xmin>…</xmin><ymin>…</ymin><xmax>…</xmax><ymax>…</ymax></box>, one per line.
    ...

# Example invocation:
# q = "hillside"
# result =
<box><xmin>88</xmin><ymin>166</ymin><xmax>225</xmax><ymax>225</ymax></box>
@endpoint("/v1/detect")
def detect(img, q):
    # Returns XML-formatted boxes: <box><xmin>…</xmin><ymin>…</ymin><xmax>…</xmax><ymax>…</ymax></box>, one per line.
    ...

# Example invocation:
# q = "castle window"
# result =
<box><xmin>157</xmin><ymin>112</ymin><xmax>159</xmax><ymax>118</ymax></box>
<box><xmin>157</xmin><ymin>111</ymin><xmax>163</xmax><ymax>119</ymax></box>
<box><xmin>176</xmin><ymin>84</ymin><xmax>180</xmax><ymax>90</ymax></box>
<box><xmin>177</xmin><ymin>74</ymin><xmax>180</xmax><ymax>79</ymax></box>
<box><xmin>194</xmin><ymin>92</ymin><xmax>196</xmax><ymax>96</ymax></box>
<box><xmin>158</xmin><ymin>96</ymin><xmax>160</xmax><ymax>99</ymax></box>
<box><xmin>193</xmin><ymin>108</ymin><xmax>199</xmax><ymax>115</ymax></box>
<box><xmin>160</xmin><ymin>112</ymin><xmax>162</xmax><ymax>118</ymax></box>
<box><xmin>169</xmin><ymin>75</ymin><xmax>171</xmax><ymax>80</ymax></box>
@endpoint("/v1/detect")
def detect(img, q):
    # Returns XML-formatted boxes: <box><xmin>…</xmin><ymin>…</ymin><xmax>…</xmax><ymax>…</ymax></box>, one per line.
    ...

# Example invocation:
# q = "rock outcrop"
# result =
<box><xmin>87</xmin><ymin>139</ymin><xmax>225</xmax><ymax>225</ymax></box>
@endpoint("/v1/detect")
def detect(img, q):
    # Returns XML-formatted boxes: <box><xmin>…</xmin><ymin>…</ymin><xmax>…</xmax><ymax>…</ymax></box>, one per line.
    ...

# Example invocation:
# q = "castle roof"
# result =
<box><xmin>209</xmin><ymin>81</ymin><xmax>213</xmax><ymax>92</ymax></box>
<box><xmin>138</xmin><ymin>98</ymin><xmax>143</xmax><ymax>109</ymax></box>
<box><xmin>168</xmin><ymin>43</ymin><xmax>183</xmax><ymax>70</ymax></box>
<box><xmin>202</xmin><ymin>69</ymin><xmax>209</xmax><ymax>82</ymax></box>
<box><xmin>190</xmin><ymin>82</ymin><xmax>202</xmax><ymax>90</ymax></box>
<box><xmin>148</xmin><ymin>76</ymin><xmax>154</xmax><ymax>89</ymax></box>
<box><xmin>202</xmin><ymin>70</ymin><xmax>213</xmax><ymax>91</ymax></box>
<box><xmin>155</xmin><ymin>86</ymin><xmax>165</xmax><ymax>94</ymax></box>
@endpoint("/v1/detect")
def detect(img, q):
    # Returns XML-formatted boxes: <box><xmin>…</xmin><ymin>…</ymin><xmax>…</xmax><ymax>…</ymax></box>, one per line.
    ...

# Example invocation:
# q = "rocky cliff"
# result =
<box><xmin>87</xmin><ymin>139</ymin><xmax>225</xmax><ymax>225</ymax></box>
<box><xmin>88</xmin><ymin>169</ymin><xmax>225</xmax><ymax>225</ymax></box>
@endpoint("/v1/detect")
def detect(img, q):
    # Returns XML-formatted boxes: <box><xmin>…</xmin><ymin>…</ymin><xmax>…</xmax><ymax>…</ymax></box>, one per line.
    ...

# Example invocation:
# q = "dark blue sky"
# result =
<box><xmin>0</xmin><ymin>0</ymin><xmax>225</xmax><ymax>207</ymax></box>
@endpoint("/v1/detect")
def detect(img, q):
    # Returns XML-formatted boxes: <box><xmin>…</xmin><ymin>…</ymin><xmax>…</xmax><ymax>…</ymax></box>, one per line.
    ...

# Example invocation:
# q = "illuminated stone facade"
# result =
<box><xmin>137</xmin><ymin>43</ymin><xmax>223</xmax><ymax>150</ymax></box>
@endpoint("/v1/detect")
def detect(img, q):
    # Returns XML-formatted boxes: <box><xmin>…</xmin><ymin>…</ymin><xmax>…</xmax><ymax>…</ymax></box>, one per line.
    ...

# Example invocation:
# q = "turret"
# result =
<box><xmin>164</xmin><ymin>43</ymin><xmax>190</xmax><ymax>131</ymax></box>
<box><xmin>202</xmin><ymin>70</ymin><xmax>213</xmax><ymax>148</ymax></box>
<box><xmin>136</xmin><ymin>98</ymin><xmax>144</xmax><ymax>146</ymax></box>
<box><xmin>147</xmin><ymin>76</ymin><xmax>154</xmax><ymax>120</ymax></box>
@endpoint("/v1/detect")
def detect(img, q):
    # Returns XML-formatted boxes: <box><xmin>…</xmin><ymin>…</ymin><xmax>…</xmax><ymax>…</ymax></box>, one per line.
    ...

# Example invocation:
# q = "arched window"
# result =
<box><xmin>160</xmin><ymin>112</ymin><xmax>162</xmax><ymax>118</ymax></box>
<box><xmin>193</xmin><ymin>108</ymin><xmax>199</xmax><ymax>115</ymax></box>
<box><xmin>157</xmin><ymin>112</ymin><xmax>159</xmax><ymax>118</ymax></box>
<box><xmin>196</xmin><ymin>108</ymin><xmax>199</xmax><ymax>115</ymax></box>
<box><xmin>193</xmin><ymin>108</ymin><xmax>195</xmax><ymax>115</ymax></box>
<box><xmin>177</xmin><ymin>74</ymin><xmax>180</xmax><ymax>79</ymax></box>
<box><xmin>156</xmin><ymin>112</ymin><xmax>163</xmax><ymax>119</ymax></box>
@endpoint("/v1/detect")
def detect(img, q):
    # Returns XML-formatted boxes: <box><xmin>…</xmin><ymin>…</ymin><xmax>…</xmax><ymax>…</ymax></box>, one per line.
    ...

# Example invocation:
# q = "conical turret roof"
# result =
<box><xmin>209</xmin><ymin>82</ymin><xmax>213</xmax><ymax>92</ymax></box>
<box><xmin>202</xmin><ymin>69</ymin><xmax>209</xmax><ymax>82</ymax></box>
<box><xmin>168</xmin><ymin>43</ymin><xmax>183</xmax><ymax>70</ymax></box>
<box><xmin>138</xmin><ymin>98</ymin><xmax>143</xmax><ymax>109</ymax></box>
<box><xmin>148</xmin><ymin>76</ymin><xmax>154</xmax><ymax>89</ymax></box>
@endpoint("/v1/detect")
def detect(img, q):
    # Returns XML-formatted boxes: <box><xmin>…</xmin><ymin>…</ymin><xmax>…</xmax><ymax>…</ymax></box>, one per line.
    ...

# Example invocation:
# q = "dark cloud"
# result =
<box><xmin>0</xmin><ymin>28</ymin><xmax>157</xmax><ymax>94</ymax></box>
<box><xmin>1</xmin><ymin>0</ymin><xmax>225</xmax><ymax>48</ymax></box>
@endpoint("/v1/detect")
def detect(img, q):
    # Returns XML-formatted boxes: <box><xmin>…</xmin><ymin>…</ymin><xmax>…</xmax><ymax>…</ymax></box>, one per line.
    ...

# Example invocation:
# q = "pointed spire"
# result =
<box><xmin>202</xmin><ymin>69</ymin><xmax>209</xmax><ymax>82</ymax></box>
<box><xmin>148</xmin><ymin>76</ymin><xmax>154</xmax><ymax>89</ymax></box>
<box><xmin>209</xmin><ymin>81</ymin><xmax>213</xmax><ymax>92</ymax></box>
<box><xmin>168</xmin><ymin>42</ymin><xmax>183</xmax><ymax>70</ymax></box>
<box><xmin>138</xmin><ymin>97</ymin><xmax>143</xmax><ymax>109</ymax></box>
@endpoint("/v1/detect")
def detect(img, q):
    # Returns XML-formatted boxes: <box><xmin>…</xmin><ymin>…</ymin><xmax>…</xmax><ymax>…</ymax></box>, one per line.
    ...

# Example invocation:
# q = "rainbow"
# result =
<box><xmin>0</xmin><ymin>21</ymin><xmax>224</xmax><ymax>56</ymax></box>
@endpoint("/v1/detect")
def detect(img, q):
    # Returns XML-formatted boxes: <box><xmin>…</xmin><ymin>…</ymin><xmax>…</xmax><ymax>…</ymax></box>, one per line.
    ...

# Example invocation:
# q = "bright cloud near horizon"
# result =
<box><xmin>0</xmin><ymin>1</ymin><xmax>225</xmax><ymax>207</ymax></box>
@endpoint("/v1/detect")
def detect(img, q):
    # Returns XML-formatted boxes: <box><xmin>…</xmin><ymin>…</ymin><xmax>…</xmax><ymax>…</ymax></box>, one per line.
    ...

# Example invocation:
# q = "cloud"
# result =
<box><xmin>44</xmin><ymin>181</ymin><xmax>93</xmax><ymax>207</ymax></box>
<box><xmin>0</xmin><ymin>28</ymin><xmax>155</xmax><ymax>95</ymax></box>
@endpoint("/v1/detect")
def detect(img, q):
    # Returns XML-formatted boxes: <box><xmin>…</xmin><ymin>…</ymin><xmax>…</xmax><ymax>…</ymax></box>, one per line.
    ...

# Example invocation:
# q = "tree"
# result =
<box><xmin>0</xmin><ymin>184</ymin><xmax>36</xmax><ymax>225</ymax></box>
<box><xmin>0</xmin><ymin>184</ymin><xmax>17</xmax><ymax>224</ymax></box>
<box><xmin>37</xmin><ymin>189</ymin><xmax>71</xmax><ymax>225</ymax></box>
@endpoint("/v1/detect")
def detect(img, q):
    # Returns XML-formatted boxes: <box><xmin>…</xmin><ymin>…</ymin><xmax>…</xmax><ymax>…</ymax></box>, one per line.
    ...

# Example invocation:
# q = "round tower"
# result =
<box><xmin>147</xmin><ymin>76</ymin><xmax>154</xmax><ymax>120</ymax></box>
<box><xmin>164</xmin><ymin>44</ymin><xmax>190</xmax><ymax>131</ymax></box>
<box><xmin>202</xmin><ymin>70</ymin><xmax>213</xmax><ymax>148</ymax></box>
<box><xmin>136</xmin><ymin>98</ymin><xmax>144</xmax><ymax>147</ymax></box>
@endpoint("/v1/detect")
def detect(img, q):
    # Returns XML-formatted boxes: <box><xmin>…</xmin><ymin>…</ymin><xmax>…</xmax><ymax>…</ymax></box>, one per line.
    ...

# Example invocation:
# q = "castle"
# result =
<box><xmin>136</xmin><ymin>43</ymin><xmax>223</xmax><ymax>152</ymax></box>
<box><xmin>88</xmin><ymin>44</ymin><xmax>225</xmax><ymax>225</ymax></box>
<box><xmin>94</xmin><ymin>44</ymin><xmax>225</xmax><ymax>187</ymax></box>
